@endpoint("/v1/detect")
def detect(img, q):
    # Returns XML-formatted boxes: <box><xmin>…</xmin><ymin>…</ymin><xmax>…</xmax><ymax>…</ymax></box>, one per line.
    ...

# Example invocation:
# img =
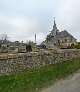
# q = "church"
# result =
<box><xmin>42</xmin><ymin>19</ymin><xmax>77</xmax><ymax>49</ymax></box>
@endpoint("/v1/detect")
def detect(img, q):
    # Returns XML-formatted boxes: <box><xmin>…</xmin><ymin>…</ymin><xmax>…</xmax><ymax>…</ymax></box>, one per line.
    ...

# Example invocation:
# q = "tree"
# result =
<box><xmin>75</xmin><ymin>42</ymin><xmax>80</xmax><ymax>49</ymax></box>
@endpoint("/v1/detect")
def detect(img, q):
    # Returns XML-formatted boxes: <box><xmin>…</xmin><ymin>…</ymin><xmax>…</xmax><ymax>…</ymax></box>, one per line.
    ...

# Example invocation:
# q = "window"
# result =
<box><xmin>65</xmin><ymin>39</ymin><xmax>67</xmax><ymax>42</ymax></box>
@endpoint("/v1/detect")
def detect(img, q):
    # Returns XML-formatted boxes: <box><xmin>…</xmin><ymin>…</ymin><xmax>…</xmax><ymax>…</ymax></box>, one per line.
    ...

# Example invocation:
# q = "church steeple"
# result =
<box><xmin>53</xmin><ymin>17</ymin><xmax>57</xmax><ymax>31</ymax></box>
<box><xmin>51</xmin><ymin>17</ymin><xmax>59</xmax><ymax>36</ymax></box>
<box><xmin>54</xmin><ymin>17</ymin><xmax>56</xmax><ymax>25</ymax></box>
<box><xmin>53</xmin><ymin>17</ymin><xmax>57</xmax><ymax>28</ymax></box>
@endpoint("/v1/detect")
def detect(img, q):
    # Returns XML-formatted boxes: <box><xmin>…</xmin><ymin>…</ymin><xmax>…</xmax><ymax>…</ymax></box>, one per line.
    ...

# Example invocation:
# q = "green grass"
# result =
<box><xmin>0</xmin><ymin>60</ymin><xmax>80</xmax><ymax>92</ymax></box>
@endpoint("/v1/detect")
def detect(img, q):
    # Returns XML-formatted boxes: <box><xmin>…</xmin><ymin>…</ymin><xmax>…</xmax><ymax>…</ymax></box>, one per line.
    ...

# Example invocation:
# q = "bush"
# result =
<box><xmin>75</xmin><ymin>42</ymin><xmax>80</xmax><ymax>49</ymax></box>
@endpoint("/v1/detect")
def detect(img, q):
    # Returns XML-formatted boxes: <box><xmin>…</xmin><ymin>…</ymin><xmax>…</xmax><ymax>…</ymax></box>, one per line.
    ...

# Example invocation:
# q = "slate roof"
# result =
<box><xmin>56</xmin><ymin>30</ymin><xmax>76</xmax><ymax>39</ymax></box>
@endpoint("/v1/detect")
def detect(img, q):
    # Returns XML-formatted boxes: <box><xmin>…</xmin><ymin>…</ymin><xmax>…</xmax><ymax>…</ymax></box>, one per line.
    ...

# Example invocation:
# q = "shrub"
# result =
<box><xmin>75</xmin><ymin>42</ymin><xmax>80</xmax><ymax>49</ymax></box>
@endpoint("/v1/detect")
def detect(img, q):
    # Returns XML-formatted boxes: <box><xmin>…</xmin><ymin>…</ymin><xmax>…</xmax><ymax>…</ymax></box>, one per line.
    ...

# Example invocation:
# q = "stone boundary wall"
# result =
<box><xmin>0</xmin><ymin>49</ymin><xmax>80</xmax><ymax>76</ymax></box>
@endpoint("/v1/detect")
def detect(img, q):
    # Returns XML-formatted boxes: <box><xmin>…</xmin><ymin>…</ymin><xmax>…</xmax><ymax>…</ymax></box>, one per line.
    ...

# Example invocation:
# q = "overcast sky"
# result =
<box><xmin>0</xmin><ymin>0</ymin><xmax>80</xmax><ymax>44</ymax></box>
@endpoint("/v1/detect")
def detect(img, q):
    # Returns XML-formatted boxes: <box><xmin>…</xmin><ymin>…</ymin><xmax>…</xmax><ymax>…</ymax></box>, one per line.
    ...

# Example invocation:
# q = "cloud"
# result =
<box><xmin>55</xmin><ymin>0</ymin><xmax>80</xmax><ymax>41</ymax></box>
<box><xmin>0</xmin><ymin>12</ymin><xmax>46</xmax><ymax>44</ymax></box>
<box><xmin>10</xmin><ymin>17</ymin><xmax>39</xmax><ymax>35</ymax></box>
<box><xmin>0</xmin><ymin>0</ymin><xmax>80</xmax><ymax>44</ymax></box>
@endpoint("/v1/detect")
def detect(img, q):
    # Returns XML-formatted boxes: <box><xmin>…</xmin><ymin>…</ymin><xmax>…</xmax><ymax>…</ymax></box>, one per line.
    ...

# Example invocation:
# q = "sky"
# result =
<box><xmin>0</xmin><ymin>0</ymin><xmax>80</xmax><ymax>44</ymax></box>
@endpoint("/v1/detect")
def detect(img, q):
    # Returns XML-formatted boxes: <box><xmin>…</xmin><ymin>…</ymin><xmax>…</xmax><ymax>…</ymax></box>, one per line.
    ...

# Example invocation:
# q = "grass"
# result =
<box><xmin>0</xmin><ymin>60</ymin><xmax>80</xmax><ymax>92</ymax></box>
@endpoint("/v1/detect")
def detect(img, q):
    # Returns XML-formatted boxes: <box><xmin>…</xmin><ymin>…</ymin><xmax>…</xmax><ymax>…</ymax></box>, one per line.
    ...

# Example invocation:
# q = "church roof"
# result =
<box><xmin>56</xmin><ymin>30</ymin><xmax>76</xmax><ymax>39</ymax></box>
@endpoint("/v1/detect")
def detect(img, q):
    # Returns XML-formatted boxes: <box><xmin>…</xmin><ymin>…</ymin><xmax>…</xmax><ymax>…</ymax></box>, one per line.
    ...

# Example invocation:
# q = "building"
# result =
<box><xmin>42</xmin><ymin>19</ymin><xmax>77</xmax><ymax>49</ymax></box>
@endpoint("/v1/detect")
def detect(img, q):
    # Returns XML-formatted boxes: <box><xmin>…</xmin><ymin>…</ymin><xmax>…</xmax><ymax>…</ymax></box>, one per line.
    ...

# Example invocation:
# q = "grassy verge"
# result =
<box><xmin>0</xmin><ymin>60</ymin><xmax>80</xmax><ymax>92</ymax></box>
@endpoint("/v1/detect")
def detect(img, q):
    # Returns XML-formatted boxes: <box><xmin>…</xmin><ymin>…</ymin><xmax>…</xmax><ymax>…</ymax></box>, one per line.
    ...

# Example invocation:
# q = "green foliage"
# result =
<box><xmin>0</xmin><ymin>60</ymin><xmax>80</xmax><ymax>92</ymax></box>
<box><xmin>75</xmin><ymin>42</ymin><xmax>80</xmax><ymax>49</ymax></box>
<box><xmin>32</xmin><ymin>49</ymin><xmax>40</xmax><ymax>52</ymax></box>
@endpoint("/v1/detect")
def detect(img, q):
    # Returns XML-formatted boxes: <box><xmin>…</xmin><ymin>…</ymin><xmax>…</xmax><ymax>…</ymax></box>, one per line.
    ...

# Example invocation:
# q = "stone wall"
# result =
<box><xmin>0</xmin><ymin>49</ymin><xmax>80</xmax><ymax>76</ymax></box>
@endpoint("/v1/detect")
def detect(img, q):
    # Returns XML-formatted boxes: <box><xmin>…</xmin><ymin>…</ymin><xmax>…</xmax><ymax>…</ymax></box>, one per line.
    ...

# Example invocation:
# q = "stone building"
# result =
<box><xmin>42</xmin><ymin>19</ymin><xmax>77</xmax><ymax>48</ymax></box>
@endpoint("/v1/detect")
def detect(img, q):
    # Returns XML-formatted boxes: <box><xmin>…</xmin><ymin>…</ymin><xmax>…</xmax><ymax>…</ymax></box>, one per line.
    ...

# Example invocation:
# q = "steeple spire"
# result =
<box><xmin>54</xmin><ymin>17</ymin><xmax>55</xmax><ymax>25</ymax></box>
<box><xmin>53</xmin><ymin>17</ymin><xmax>56</xmax><ymax>29</ymax></box>
<box><xmin>51</xmin><ymin>17</ymin><xmax>58</xmax><ymax>36</ymax></box>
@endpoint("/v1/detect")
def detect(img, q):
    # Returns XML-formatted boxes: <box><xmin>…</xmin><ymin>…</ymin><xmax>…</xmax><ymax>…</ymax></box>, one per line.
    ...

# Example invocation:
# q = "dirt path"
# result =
<box><xmin>41</xmin><ymin>73</ymin><xmax>80</xmax><ymax>92</ymax></box>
